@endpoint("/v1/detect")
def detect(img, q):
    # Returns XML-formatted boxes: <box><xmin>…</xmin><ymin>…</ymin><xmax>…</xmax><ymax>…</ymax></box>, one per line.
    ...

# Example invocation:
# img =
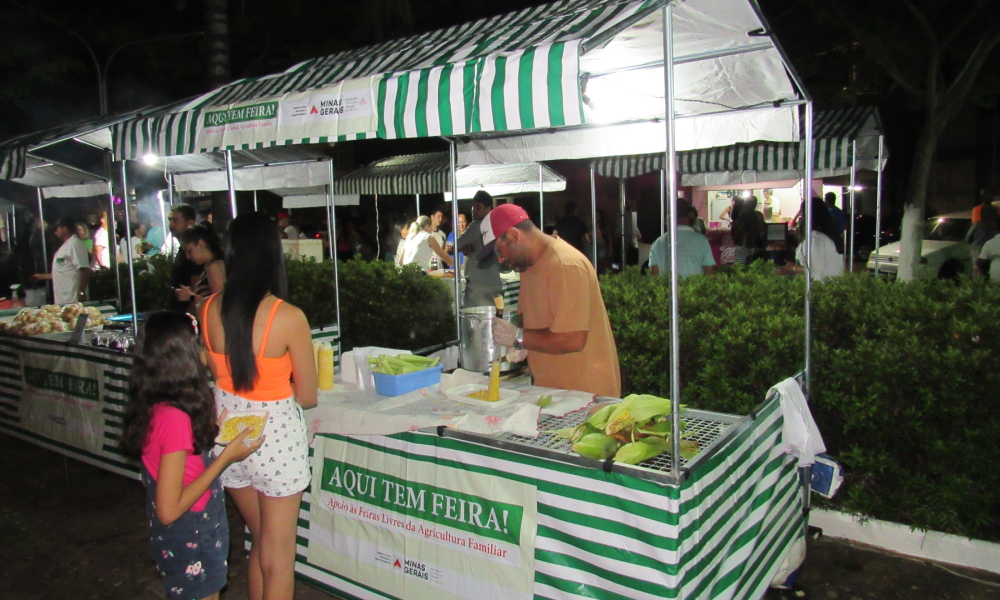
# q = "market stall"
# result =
<box><xmin>23</xmin><ymin>0</ymin><xmax>823</xmax><ymax>597</ymax></box>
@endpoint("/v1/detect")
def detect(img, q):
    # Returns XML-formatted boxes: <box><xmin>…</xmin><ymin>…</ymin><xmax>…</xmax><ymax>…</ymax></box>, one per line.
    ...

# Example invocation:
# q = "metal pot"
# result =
<box><xmin>459</xmin><ymin>306</ymin><xmax>520</xmax><ymax>373</ymax></box>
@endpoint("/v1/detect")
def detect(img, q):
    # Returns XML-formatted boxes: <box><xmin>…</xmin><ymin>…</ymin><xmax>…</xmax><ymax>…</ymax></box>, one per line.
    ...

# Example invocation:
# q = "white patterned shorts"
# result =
<box><xmin>212</xmin><ymin>388</ymin><xmax>311</xmax><ymax>497</ymax></box>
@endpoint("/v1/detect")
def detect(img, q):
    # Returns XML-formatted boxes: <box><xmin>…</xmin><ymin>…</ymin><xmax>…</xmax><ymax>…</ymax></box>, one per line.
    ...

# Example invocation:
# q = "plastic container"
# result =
<box><xmin>373</xmin><ymin>365</ymin><xmax>443</xmax><ymax>397</ymax></box>
<box><xmin>215</xmin><ymin>410</ymin><xmax>269</xmax><ymax>445</ymax></box>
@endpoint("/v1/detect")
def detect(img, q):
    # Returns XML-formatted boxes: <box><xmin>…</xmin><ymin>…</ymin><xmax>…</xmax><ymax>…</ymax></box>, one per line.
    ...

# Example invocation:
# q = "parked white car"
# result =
<box><xmin>867</xmin><ymin>211</ymin><xmax>973</xmax><ymax>279</ymax></box>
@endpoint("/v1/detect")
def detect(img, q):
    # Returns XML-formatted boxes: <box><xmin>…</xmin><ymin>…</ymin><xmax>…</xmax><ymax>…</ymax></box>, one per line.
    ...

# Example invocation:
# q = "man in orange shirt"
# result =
<box><xmin>478</xmin><ymin>204</ymin><xmax>621</xmax><ymax>398</ymax></box>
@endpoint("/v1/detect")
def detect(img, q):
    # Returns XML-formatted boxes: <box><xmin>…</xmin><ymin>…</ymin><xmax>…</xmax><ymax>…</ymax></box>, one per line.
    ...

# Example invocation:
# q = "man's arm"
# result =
<box><xmin>77</xmin><ymin>268</ymin><xmax>91</xmax><ymax>299</ymax></box>
<box><xmin>523</xmin><ymin>328</ymin><xmax>587</xmax><ymax>354</ymax></box>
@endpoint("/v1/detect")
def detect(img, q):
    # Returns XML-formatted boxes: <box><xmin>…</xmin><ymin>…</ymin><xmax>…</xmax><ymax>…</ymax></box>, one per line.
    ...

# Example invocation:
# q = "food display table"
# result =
<box><xmin>0</xmin><ymin>322</ymin><xmax>340</xmax><ymax>480</ymax></box>
<box><xmin>290</xmin><ymin>382</ymin><xmax>804</xmax><ymax>600</ymax></box>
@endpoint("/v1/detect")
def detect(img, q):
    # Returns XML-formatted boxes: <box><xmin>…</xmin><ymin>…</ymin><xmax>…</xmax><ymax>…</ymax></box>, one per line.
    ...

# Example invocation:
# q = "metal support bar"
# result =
<box><xmin>618</xmin><ymin>178</ymin><xmax>626</xmax><ymax>269</ymax></box>
<box><xmin>166</xmin><ymin>176</ymin><xmax>176</xmax><ymax>260</ymax></box>
<box><xmin>589</xmin><ymin>166</ymin><xmax>598</xmax><ymax>269</ymax></box>
<box><xmin>659</xmin><ymin>169</ymin><xmax>666</xmax><ymax>237</ymax></box>
<box><xmin>849</xmin><ymin>141</ymin><xmax>857</xmax><ymax>263</ymax></box>
<box><xmin>874</xmin><ymin>136</ymin><xmax>884</xmax><ymax>276</ymax></box>
<box><xmin>119</xmin><ymin>161</ymin><xmax>139</xmax><ymax>331</ymax></box>
<box><xmin>538</xmin><ymin>164</ymin><xmax>544</xmax><ymax>229</ymax></box>
<box><xmin>415</xmin><ymin>194</ymin><xmax>421</xmax><ymax>218</ymax></box>
<box><xmin>449</xmin><ymin>141</ymin><xmax>462</xmax><ymax>344</ymax></box>
<box><xmin>107</xmin><ymin>182</ymin><xmax>122</xmax><ymax>311</ymax></box>
<box><xmin>5</xmin><ymin>212</ymin><xmax>12</xmax><ymax>252</ymax></box>
<box><xmin>253</xmin><ymin>190</ymin><xmax>259</xmax><ymax>212</ymax></box>
<box><xmin>325</xmin><ymin>160</ymin><xmax>342</xmax><ymax>336</ymax></box>
<box><xmin>584</xmin><ymin>41</ymin><xmax>774</xmax><ymax>77</ymax></box>
<box><xmin>36</xmin><ymin>190</ymin><xmax>49</xmax><ymax>303</ymax></box>
<box><xmin>224</xmin><ymin>149</ymin><xmax>237</xmax><ymax>220</ymax></box>
<box><xmin>663</xmin><ymin>3</ymin><xmax>682</xmax><ymax>477</ymax></box>
<box><xmin>803</xmin><ymin>102</ymin><xmax>814</xmax><ymax>397</ymax></box>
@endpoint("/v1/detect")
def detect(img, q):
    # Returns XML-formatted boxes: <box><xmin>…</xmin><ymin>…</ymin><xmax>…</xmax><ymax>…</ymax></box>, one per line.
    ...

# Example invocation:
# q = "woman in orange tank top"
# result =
<box><xmin>200</xmin><ymin>212</ymin><xmax>316</xmax><ymax>600</ymax></box>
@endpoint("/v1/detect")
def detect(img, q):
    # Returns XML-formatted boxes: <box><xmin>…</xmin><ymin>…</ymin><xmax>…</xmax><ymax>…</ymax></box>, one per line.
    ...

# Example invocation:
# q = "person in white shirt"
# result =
<box><xmin>118</xmin><ymin>223</ymin><xmax>147</xmax><ymax>261</ymax></box>
<box><xmin>278</xmin><ymin>213</ymin><xmax>302</xmax><ymax>239</ymax></box>
<box><xmin>91</xmin><ymin>211</ymin><xmax>111</xmax><ymax>269</ymax></box>
<box><xmin>778</xmin><ymin>197</ymin><xmax>845</xmax><ymax>281</ymax></box>
<box><xmin>31</xmin><ymin>216</ymin><xmax>91</xmax><ymax>303</ymax></box>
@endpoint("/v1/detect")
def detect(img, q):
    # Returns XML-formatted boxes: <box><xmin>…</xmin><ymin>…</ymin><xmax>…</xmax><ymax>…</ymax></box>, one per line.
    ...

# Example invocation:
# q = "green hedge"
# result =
<box><xmin>601</xmin><ymin>263</ymin><xmax>1000</xmax><ymax>541</ymax></box>
<box><xmin>89</xmin><ymin>255</ymin><xmax>173</xmax><ymax>313</ymax></box>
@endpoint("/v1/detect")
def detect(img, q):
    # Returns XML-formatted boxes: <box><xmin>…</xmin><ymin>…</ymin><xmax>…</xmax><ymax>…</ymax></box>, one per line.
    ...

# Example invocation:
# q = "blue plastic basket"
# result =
<box><xmin>373</xmin><ymin>365</ymin><xmax>443</xmax><ymax>397</ymax></box>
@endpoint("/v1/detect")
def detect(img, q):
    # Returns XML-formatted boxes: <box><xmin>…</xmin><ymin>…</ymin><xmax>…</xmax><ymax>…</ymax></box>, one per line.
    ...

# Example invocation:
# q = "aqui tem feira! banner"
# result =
<box><xmin>19</xmin><ymin>349</ymin><xmax>106</xmax><ymax>454</ymax></box>
<box><xmin>195</xmin><ymin>76</ymin><xmax>376</xmax><ymax>150</ymax></box>
<box><xmin>308</xmin><ymin>436</ymin><xmax>537</xmax><ymax>600</ymax></box>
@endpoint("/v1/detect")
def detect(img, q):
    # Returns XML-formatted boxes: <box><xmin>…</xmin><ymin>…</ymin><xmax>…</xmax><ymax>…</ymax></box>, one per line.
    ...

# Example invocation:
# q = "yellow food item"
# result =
<box><xmin>219</xmin><ymin>415</ymin><xmax>266</xmax><ymax>443</ymax></box>
<box><xmin>465</xmin><ymin>390</ymin><xmax>498</xmax><ymax>401</ymax></box>
<box><xmin>487</xmin><ymin>360</ymin><xmax>500</xmax><ymax>401</ymax></box>
<box><xmin>317</xmin><ymin>343</ymin><xmax>334</xmax><ymax>390</ymax></box>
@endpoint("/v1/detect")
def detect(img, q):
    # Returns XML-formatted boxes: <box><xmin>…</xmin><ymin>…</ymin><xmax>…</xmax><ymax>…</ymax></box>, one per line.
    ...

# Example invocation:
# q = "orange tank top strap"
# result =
<box><xmin>257</xmin><ymin>298</ymin><xmax>284</xmax><ymax>358</ymax></box>
<box><xmin>201</xmin><ymin>293</ymin><xmax>218</xmax><ymax>352</ymax></box>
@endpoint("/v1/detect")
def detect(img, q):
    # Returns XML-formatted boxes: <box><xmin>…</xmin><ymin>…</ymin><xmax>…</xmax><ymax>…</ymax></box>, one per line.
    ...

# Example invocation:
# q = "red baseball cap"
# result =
<box><xmin>478</xmin><ymin>204</ymin><xmax>529</xmax><ymax>260</ymax></box>
<box><xmin>277</xmin><ymin>212</ymin><xmax>292</xmax><ymax>220</ymax></box>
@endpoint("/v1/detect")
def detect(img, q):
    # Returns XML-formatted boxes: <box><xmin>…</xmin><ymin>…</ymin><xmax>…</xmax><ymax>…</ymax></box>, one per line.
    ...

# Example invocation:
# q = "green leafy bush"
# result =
<box><xmin>89</xmin><ymin>255</ymin><xmax>173</xmax><ymax>313</ymax></box>
<box><xmin>601</xmin><ymin>264</ymin><xmax>1000</xmax><ymax>541</ymax></box>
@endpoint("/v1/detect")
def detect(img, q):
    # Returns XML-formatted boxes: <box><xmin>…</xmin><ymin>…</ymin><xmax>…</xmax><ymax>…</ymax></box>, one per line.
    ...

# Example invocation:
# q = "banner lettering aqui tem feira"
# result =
<box><xmin>309</xmin><ymin>437</ymin><xmax>537</xmax><ymax>600</ymax></box>
<box><xmin>196</xmin><ymin>77</ymin><xmax>377</xmax><ymax>151</ymax></box>
<box><xmin>19</xmin><ymin>348</ymin><xmax>106</xmax><ymax>454</ymax></box>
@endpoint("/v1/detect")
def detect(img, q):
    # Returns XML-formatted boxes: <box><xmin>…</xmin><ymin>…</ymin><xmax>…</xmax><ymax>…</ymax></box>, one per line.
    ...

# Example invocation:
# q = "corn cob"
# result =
<box><xmin>614</xmin><ymin>437</ymin><xmax>670</xmax><ymax>465</ymax></box>
<box><xmin>572</xmin><ymin>433</ymin><xmax>621</xmax><ymax>460</ymax></box>
<box><xmin>585</xmin><ymin>403</ymin><xmax>617</xmax><ymax>430</ymax></box>
<box><xmin>605</xmin><ymin>394</ymin><xmax>674</xmax><ymax>436</ymax></box>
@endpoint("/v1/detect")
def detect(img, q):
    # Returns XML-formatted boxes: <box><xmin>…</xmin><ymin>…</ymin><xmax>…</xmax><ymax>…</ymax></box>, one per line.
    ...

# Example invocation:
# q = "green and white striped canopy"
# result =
<box><xmin>0</xmin><ymin>148</ymin><xmax>24</xmax><ymax>180</ymax></box>
<box><xmin>593</xmin><ymin>107</ymin><xmax>885</xmax><ymax>179</ymax></box>
<box><xmin>114</xmin><ymin>0</ymin><xmax>664</xmax><ymax>161</ymax></box>
<box><xmin>335</xmin><ymin>152</ymin><xmax>566</xmax><ymax>198</ymax></box>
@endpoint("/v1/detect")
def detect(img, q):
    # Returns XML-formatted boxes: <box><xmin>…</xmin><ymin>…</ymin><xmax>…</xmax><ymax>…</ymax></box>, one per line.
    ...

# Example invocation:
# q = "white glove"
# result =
<box><xmin>492</xmin><ymin>317</ymin><xmax>518</xmax><ymax>347</ymax></box>
<box><xmin>504</xmin><ymin>349</ymin><xmax>528</xmax><ymax>363</ymax></box>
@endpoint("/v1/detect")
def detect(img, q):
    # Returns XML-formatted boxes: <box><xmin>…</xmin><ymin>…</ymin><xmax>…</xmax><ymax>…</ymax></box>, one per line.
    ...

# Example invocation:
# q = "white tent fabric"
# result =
<box><xmin>172</xmin><ymin>158</ymin><xmax>330</xmax><ymax>192</ymax></box>
<box><xmin>14</xmin><ymin>155</ymin><xmax>108</xmax><ymax>198</ymax></box>
<box><xmin>279</xmin><ymin>190</ymin><xmax>360</xmax><ymax>208</ymax></box>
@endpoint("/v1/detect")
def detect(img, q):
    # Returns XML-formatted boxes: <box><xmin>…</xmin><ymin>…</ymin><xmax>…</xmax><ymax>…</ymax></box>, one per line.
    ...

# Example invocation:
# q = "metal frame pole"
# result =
<box><xmin>415</xmin><ymin>194</ymin><xmax>421</xmax><ymax>219</ymax></box>
<box><xmin>119</xmin><ymin>161</ymin><xmax>139</xmax><ymax>330</ymax></box>
<box><xmin>538</xmin><ymin>164</ymin><xmax>544</xmax><ymax>229</ymax></box>
<box><xmin>253</xmin><ymin>190</ymin><xmax>259</xmax><ymax>212</ymax></box>
<box><xmin>663</xmin><ymin>3</ymin><xmax>682</xmax><ymax>476</ymax></box>
<box><xmin>108</xmin><ymin>183</ymin><xmax>122</xmax><ymax>310</ymax></box>
<box><xmin>618</xmin><ymin>178</ymin><xmax>626</xmax><ymax>269</ymax></box>
<box><xmin>874</xmin><ymin>136</ymin><xmax>884</xmax><ymax>276</ymax></box>
<box><xmin>166</xmin><ymin>176</ymin><xmax>175</xmax><ymax>259</ymax></box>
<box><xmin>36</xmin><ymin>190</ymin><xmax>49</xmax><ymax>303</ymax></box>
<box><xmin>589</xmin><ymin>166</ymin><xmax>598</xmax><ymax>269</ymax></box>
<box><xmin>224</xmin><ymin>149</ymin><xmax>238</xmax><ymax>220</ymax></box>
<box><xmin>803</xmin><ymin>102</ymin><xmax>815</xmax><ymax>397</ymax></box>
<box><xmin>660</xmin><ymin>169</ymin><xmax>666</xmax><ymax>237</ymax></box>
<box><xmin>449</xmin><ymin>141</ymin><xmax>462</xmax><ymax>343</ymax></box>
<box><xmin>325</xmin><ymin>160</ymin><xmax>342</xmax><ymax>334</ymax></box>
<box><xmin>849</xmin><ymin>140</ymin><xmax>857</xmax><ymax>264</ymax></box>
<box><xmin>5</xmin><ymin>211</ymin><xmax>12</xmax><ymax>252</ymax></box>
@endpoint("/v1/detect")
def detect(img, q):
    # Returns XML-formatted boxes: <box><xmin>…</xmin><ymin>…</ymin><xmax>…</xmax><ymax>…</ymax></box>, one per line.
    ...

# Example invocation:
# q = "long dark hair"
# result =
<box><xmin>122</xmin><ymin>311</ymin><xmax>217</xmax><ymax>457</ymax></box>
<box><xmin>222</xmin><ymin>212</ymin><xmax>288</xmax><ymax>392</ymax></box>
<box><xmin>180</xmin><ymin>224</ymin><xmax>224</xmax><ymax>262</ymax></box>
<box><xmin>802</xmin><ymin>197</ymin><xmax>845</xmax><ymax>255</ymax></box>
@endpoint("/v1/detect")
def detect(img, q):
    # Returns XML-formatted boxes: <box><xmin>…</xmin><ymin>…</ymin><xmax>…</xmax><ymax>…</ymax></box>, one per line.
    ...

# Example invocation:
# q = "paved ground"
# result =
<box><xmin>2</xmin><ymin>435</ymin><xmax>998</xmax><ymax>600</ymax></box>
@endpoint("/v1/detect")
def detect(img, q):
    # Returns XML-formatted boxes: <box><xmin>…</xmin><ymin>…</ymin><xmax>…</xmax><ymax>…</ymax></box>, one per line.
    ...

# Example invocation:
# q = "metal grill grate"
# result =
<box><xmin>499</xmin><ymin>405</ymin><xmax>741</xmax><ymax>474</ymax></box>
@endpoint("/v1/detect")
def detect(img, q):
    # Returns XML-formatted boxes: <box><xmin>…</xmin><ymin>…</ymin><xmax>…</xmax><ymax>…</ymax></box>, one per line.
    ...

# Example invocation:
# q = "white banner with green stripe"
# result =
<box><xmin>0</xmin><ymin>336</ymin><xmax>137</xmax><ymax>479</ymax></box>
<box><xmin>293</xmin><ymin>394</ymin><xmax>802</xmax><ymax>600</ymax></box>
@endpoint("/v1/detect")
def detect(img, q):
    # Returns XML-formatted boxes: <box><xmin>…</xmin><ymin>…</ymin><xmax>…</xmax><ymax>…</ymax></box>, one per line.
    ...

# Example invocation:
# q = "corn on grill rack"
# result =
<box><xmin>441</xmin><ymin>396</ymin><xmax>748</xmax><ymax>486</ymax></box>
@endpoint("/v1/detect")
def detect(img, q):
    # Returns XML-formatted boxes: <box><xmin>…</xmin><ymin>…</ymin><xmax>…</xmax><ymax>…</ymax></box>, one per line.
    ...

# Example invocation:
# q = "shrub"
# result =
<box><xmin>601</xmin><ymin>265</ymin><xmax>1000</xmax><ymax>541</ymax></box>
<box><xmin>89</xmin><ymin>255</ymin><xmax>173</xmax><ymax>313</ymax></box>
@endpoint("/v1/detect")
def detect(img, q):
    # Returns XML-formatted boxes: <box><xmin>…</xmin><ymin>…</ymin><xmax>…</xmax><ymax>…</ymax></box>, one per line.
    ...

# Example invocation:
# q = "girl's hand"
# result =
<box><xmin>219</xmin><ymin>427</ymin><xmax>266</xmax><ymax>463</ymax></box>
<box><xmin>175</xmin><ymin>285</ymin><xmax>193</xmax><ymax>302</ymax></box>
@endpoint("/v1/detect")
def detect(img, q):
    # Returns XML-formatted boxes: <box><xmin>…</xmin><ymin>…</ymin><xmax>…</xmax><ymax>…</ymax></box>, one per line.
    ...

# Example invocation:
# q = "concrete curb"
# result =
<box><xmin>809</xmin><ymin>508</ymin><xmax>1000</xmax><ymax>575</ymax></box>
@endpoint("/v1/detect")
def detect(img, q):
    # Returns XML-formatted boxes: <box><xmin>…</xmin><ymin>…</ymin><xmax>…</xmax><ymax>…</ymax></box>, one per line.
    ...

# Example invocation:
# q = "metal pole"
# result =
<box><xmin>5</xmin><ymin>212</ymin><xmax>12</xmax><ymax>252</ymax></box>
<box><xmin>119</xmin><ymin>161</ymin><xmax>139</xmax><ymax>331</ymax></box>
<box><xmin>663</xmin><ymin>3</ymin><xmax>682</xmax><ymax>477</ymax></box>
<box><xmin>449</xmin><ymin>141</ymin><xmax>462</xmax><ymax>343</ymax></box>
<box><xmin>253</xmin><ymin>190</ymin><xmax>259</xmax><ymax>212</ymax></box>
<box><xmin>415</xmin><ymin>194</ymin><xmax>421</xmax><ymax>219</ymax></box>
<box><xmin>618</xmin><ymin>178</ymin><xmax>626</xmax><ymax>269</ymax></box>
<box><xmin>325</xmin><ymin>160</ymin><xmax>342</xmax><ymax>335</ymax></box>
<box><xmin>803</xmin><ymin>102</ymin><xmax>815</xmax><ymax>397</ymax></box>
<box><xmin>849</xmin><ymin>140</ymin><xmax>857</xmax><ymax>264</ymax></box>
<box><xmin>36</xmin><ymin>190</ymin><xmax>49</xmax><ymax>303</ymax></box>
<box><xmin>10</xmin><ymin>209</ymin><xmax>16</xmax><ymax>251</ymax></box>
<box><xmin>589</xmin><ymin>166</ymin><xmax>598</xmax><ymax>269</ymax></box>
<box><xmin>108</xmin><ymin>183</ymin><xmax>122</xmax><ymax>311</ymax></box>
<box><xmin>538</xmin><ymin>164</ymin><xmax>544</xmax><ymax>229</ymax></box>
<box><xmin>224</xmin><ymin>149</ymin><xmax>238</xmax><ymax>220</ymax></box>
<box><xmin>166</xmin><ymin>176</ymin><xmax>175</xmax><ymax>259</ymax></box>
<box><xmin>874</xmin><ymin>135</ymin><xmax>884</xmax><ymax>276</ymax></box>
<box><xmin>660</xmin><ymin>169</ymin><xmax>666</xmax><ymax>237</ymax></box>
<box><xmin>325</xmin><ymin>186</ymin><xmax>335</xmax><ymax>261</ymax></box>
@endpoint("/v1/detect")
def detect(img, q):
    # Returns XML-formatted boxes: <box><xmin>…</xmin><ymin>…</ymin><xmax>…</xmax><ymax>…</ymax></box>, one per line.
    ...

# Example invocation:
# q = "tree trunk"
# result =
<box><xmin>896</xmin><ymin>112</ymin><xmax>939</xmax><ymax>280</ymax></box>
<box><xmin>205</xmin><ymin>0</ymin><xmax>231</xmax><ymax>89</ymax></box>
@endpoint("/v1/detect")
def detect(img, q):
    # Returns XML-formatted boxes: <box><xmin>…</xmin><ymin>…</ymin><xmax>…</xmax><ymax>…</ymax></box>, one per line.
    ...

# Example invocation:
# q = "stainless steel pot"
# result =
<box><xmin>459</xmin><ymin>306</ymin><xmax>520</xmax><ymax>373</ymax></box>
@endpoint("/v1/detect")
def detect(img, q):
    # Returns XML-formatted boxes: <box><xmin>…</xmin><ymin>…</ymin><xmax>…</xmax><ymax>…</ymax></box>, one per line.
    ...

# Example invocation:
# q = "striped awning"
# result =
<box><xmin>593</xmin><ymin>107</ymin><xmax>886</xmax><ymax>178</ymax></box>
<box><xmin>5</xmin><ymin>155</ymin><xmax>109</xmax><ymax>198</ymax></box>
<box><xmin>0</xmin><ymin>148</ymin><xmax>24</xmax><ymax>180</ymax></box>
<box><xmin>335</xmin><ymin>152</ymin><xmax>567</xmax><ymax>198</ymax></box>
<box><xmin>114</xmin><ymin>0</ymin><xmax>663</xmax><ymax>161</ymax></box>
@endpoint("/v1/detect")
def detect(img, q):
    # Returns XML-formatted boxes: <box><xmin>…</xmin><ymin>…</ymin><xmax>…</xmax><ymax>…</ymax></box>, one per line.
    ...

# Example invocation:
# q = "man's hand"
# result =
<box><xmin>492</xmin><ymin>317</ymin><xmax>518</xmax><ymax>347</ymax></box>
<box><xmin>504</xmin><ymin>349</ymin><xmax>528</xmax><ymax>363</ymax></box>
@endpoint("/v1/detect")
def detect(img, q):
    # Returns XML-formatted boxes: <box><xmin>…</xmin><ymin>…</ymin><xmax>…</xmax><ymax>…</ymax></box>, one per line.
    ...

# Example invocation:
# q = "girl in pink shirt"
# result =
<box><xmin>122</xmin><ymin>311</ymin><xmax>264</xmax><ymax>600</ymax></box>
